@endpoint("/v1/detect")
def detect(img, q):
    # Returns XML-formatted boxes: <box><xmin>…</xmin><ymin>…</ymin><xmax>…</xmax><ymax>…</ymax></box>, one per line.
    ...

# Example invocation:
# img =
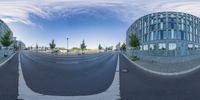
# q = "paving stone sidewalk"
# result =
<box><xmin>132</xmin><ymin>55</ymin><xmax>200</xmax><ymax>73</ymax></box>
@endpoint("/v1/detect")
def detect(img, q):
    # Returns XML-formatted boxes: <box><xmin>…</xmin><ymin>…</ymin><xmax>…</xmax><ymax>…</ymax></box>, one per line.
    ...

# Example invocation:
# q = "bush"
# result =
<box><xmin>4</xmin><ymin>54</ymin><xmax>8</xmax><ymax>57</ymax></box>
<box><xmin>131</xmin><ymin>56</ymin><xmax>140</xmax><ymax>61</ymax></box>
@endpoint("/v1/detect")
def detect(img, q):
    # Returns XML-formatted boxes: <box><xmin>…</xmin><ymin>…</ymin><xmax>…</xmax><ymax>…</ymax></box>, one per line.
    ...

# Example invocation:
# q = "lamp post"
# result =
<box><xmin>67</xmin><ymin>37</ymin><xmax>69</xmax><ymax>55</ymax></box>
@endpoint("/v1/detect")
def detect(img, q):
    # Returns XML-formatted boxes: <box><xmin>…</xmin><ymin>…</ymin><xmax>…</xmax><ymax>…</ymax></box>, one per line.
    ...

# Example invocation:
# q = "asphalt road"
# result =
<box><xmin>0</xmin><ymin>54</ymin><xmax>18</xmax><ymax>100</ymax></box>
<box><xmin>20</xmin><ymin>51</ymin><xmax>118</xmax><ymax>96</ymax></box>
<box><xmin>3</xmin><ymin>51</ymin><xmax>200</xmax><ymax>100</ymax></box>
<box><xmin>120</xmin><ymin>54</ymin><xmax>200</xmax><ymax>100</ymax></box>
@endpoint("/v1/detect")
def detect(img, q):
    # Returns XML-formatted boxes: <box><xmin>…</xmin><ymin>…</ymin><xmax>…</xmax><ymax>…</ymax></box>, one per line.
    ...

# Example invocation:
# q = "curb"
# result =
<box><xmin>121</xmin><ymin>53</ymin><xmax>200</xmax><ymax>76</ymax></box>
<box><xmin>0</xmin><ymin>52</ymin><xmax>16</xmax><ymax>67</ymax></box>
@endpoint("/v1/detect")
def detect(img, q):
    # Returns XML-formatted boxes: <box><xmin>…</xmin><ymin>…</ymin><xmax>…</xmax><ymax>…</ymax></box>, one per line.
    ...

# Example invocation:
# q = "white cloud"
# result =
<box><xmin>0</xmin><ymin>1</ymin><xmax>48</xmax><ymax>25</ymax></box>
<box><xmin>1</xmin><ymin>0</ymin><xmax>200</xmax><ymax>25</ymax></box>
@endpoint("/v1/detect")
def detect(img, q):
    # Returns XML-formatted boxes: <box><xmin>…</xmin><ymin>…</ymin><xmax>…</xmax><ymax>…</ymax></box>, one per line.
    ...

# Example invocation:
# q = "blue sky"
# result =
<box><xmin>1</xmin><ymin>0</ymin><xmax>200</xmax><ymax>49</ymax></box>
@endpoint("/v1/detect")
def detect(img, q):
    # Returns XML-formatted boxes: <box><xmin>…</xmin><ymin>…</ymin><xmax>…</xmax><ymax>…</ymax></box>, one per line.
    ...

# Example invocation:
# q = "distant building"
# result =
<box><xmin>16</xmin><ymin>41</ymin><xmax>26</xmax><ymax>50</ymax></box>
<box><xmin>13</xmin><ymin>37</ymin><xmax>16</xmax><ymax>41</ymax></box>
<box><xmin>126</xmin><ymin>12</ymin><xmax>200</xmax><ymax>56</ymax></box>
<box><xmin>116</xmin><ymin>42</ymin><xmax>123</xmax><ymax>51</ymax></box>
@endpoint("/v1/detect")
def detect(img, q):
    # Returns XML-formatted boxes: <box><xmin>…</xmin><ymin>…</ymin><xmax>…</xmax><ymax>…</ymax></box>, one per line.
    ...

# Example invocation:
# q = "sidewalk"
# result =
<box><xmin>126</xmin><ymin>54</ymin><xmax>200</xmax><ymax>74</ymax></box>
<box><xmin>0</xmin><ymin>51</ymin><xmax>15</xmax><ymax>65</ymax></box>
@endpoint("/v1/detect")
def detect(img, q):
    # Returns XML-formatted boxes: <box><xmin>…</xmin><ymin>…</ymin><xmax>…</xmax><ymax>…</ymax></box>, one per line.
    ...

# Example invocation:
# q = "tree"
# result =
<box><xmin>98</xmin><ymin>44</ymin><xmax>103</xmax><ymax>50</ymax></box>
<box><xmin>49</xmin><ymin>40</ymin><xmax>56</xmax><ymax>50</ymax></box>
<box><xmin>36</xmin><ymin>43</ymin><xmax>38</xmax><ymax>50</ymax></box>
<box><xmin>120</xmin><ymin>43</ymin><xmax>126</xmax><ymax>51</ymax></box>
<box><xmin>80</xmin><ymin>40</ymin><xmax>86</xmax><ymax>54</ymax></box>
<box><xmin>13</xmin><ymin>41</ymin><xmax>18</xmax><ymax>51</ymax></box>
<box><xmin>0</xmin><ymin>30</ymin><xmax>13</xmax><ymax>57</ymax></box>
<box><xmin>129</xmin><ymin>34</ymin><xmax>139</xmax><ymax>49</ymax></box>
<box><xmin>129</xmin><ymin>34</ymin><xmax>140</xmax><ymax>57</ymax></box>
<box><xmin>71</xmin><ymin>47</ymin><xmax>81</xmax><ymax>51</ymax></box>
<box><xmin>105</xmin><ymin>46</ymin><xmax>113</xmax><ymax>51</ymax></box>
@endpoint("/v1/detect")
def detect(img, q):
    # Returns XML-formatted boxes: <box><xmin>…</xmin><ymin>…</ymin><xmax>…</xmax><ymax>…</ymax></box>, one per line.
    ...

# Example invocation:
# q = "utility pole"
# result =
<box><xmin>67</xmin><ymin>37</ymin><xmax>69</xmax><ymax>55</ymax></box>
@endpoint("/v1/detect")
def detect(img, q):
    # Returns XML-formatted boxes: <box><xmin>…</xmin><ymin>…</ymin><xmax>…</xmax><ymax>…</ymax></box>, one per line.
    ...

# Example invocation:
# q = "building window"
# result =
<box><xmin>199</xmin><ymin>37</ymin><xmax>200</xmax><ymax>43</ymax></box>
<box><xmin>158</xmin><ymin>43</ymin><xmax>166</xmax><ymax>50</ymax></box>
<box><xmin>160</xmin><ymin>23</ymin><xmax>163</xmax><ymax>29</ymax></box>
<box><xmin>181</xmin><ymin>23</ymin><xmax>184</xmax><ymax>30</ymax></box>
<box><xmin>170</xmin><ymin>29</ymin><xmax>175</xmax><ymax>39</ymax></box>
<box><xmin>143</xmin><ymin>45</ymin><xmax>148</xmax><ymax>50</ymax></box>
<box><xmin>178</xmin><ymin>23</ymin><xmax>181</xmax><ymax>29</ymax></box>
<box><xmin>150</xmin><ymin>25</ymin><xmax>155</xmax><ymax>32</ymax></box>
<box><xmin>186</xmin><ymin>33</ymin><xmax>189</xmax><ymax>41</ymax></box>
<box><xmin>164</xmin><ymin>30</ymin><xmax>168</xmax><ymax>39</ymax></box>
<box><xmin>163</xmin><ymin>23</ymin><xmax>167</xmax><ymax>29</ymax></box>
<box><xmin>188</xmin><ymin>44</ymin><xmax>193</xmax><ymax>50</ymax></box>
<box><xmin>159</xmin><ymin>31</ymin><xmax>164</xmax><ymax>40</ymax></box>
<box><xmin>140</xmin><ymin>45</ymin><xmax>143</xmax><ymax>51</ymax></box>
<box><xmin>169</xmin><ymin>43</ymin><xmax>176</xmax><ymax>50</ymax></box>
<box><xmin>195</xmin><ymin>45</ymin><xmax>198</xmax><ymax>50</ymax></box>
<box><xmin>149</xmin><ymin>44</ymin><xmax>155</xmax><ymax>50</ymax></box>
<box><xmin>168</xmin><ymin>23</ymin><xmax>174</xmax><ymax>29</ymax></box>
<box><xmin>190</xmin><ymin>33</ymin><xmax>192</xmax><ymax>41</ymax></box>
<box><xmin>181</xmin><ymin>31</ymin><xmax>184</xmax><ymax>40</ymax></box>
<box><xmin>144</xmin><ymin>34</ymin><xmax>147</xmax><ymax>42</ymax></box>
<box><xmin>190</xmin><ymin>25</ymin><xmax>192</xmax><ymax>32</ymax></box>
<box><xmin>196</xmin><ymin>28</ymin><xmax>198</xmax><ymax>35</ymax></box>
<box><xmin>147</xmin><ymin>34</ymin><xmax>149</xmax><ymax>42</ymax></box>
<box><xmin>150</xmin><ymin>31</ymin><xmax>154</xmax><ymax>41</ymax></box>
<box><xmin>181</xmin><ymin>19</ymin><xmax>184</xmax><ymax>23</ymax></box>
<box><xmin>144</xmin><ymin>22</ymin><xmax>147</xmax><ymax>27</ymax></box>
<box><xmin>151</xmin><ymin>19</ymin><xmax>154</xmax><ymax>24</ymax></box>
<box><xmin>157</xmin><ymin>31</ymin><xmax>160</xmax><ymax>40</ymax></box>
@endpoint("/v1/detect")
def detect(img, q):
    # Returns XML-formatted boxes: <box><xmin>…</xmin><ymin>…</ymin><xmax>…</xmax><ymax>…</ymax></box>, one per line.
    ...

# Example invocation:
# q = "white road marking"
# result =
<box><xmin>18</xmin><ymin>53</ymin><xmax>120</xmax><ymax>100</ymax></box>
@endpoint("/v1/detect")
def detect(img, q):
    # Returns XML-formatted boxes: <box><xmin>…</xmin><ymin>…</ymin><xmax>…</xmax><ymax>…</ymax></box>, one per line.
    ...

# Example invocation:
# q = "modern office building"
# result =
<box><xmin>126</xmin><ymin>12</ymin><xmax>200</xmax><ymax>56</ymax></box>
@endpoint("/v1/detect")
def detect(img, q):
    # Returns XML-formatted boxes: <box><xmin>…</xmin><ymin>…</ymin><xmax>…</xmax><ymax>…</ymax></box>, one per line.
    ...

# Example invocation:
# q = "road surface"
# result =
<box><xmin>0</xmin><ymin>54</ymin><xmax>18</xmax><ymax>100</ymax></box>
<box><xmin>120</xmin><ymin>54</ymin><xmax>200</xmax><ymax>100</ymax></box>
<box><xmin>20</xmin><ymin>51</ymin><xmax>118</xmax><ymax>96</ymax></box>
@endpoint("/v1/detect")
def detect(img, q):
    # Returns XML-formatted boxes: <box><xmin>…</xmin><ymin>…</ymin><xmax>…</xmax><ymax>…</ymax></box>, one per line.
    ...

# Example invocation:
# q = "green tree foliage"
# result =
<box><xmin>0</xmin><ymin>30</ymin><xmax>13</xmax><ymax>48</ymax></box>
<box><xmin>13</xmin><ymin>41</ymin><xmax>18</xmax><ymax>50</ymax></box>
<box><xmin>36</xmin><ymin>43</ymin><xmax>38</xmax><ymax>49</ymax></box>
<box><xmin>1</xmin><ymin>30</ymin><xmax>13</xmax><ymax>57</ymax></box>
<box><xmin>120</xmin><ymin>43</ymin><xmax>126</xmax><ymax>51</ymax></box>
<box><xmin>80</xmin><ymin>40</ymin><xmax>86</xmax><ymax>51</ymax></box>
<box><xmin>71</xmin><ymin>47</ymin><xmax>81</xmax><ymax>51</ymax></box>
<box><xmin>98</xmin><ymin>44</ymin><xmax>103</xmax><ymax>50</ymax></box>
<box><xmin>105</xmin><ymin>46</ymin><xmax>113</xmax><ymax>51</ymax></box>
<box><xmin>129</xmin><ymin>34</ymin><xmax>139</xmax><ymax>49</ymax></box>
<box><xmin>49</xmin><ymin>40</ymin><xmax>56</xmax><ymax>50</ymax></box>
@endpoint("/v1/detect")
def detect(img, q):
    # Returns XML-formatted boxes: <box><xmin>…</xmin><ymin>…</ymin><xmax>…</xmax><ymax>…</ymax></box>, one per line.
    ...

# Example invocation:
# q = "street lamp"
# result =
<box><xmin>67</xmin><ymin>37</ymin><xmax>69</xmax><ymax>55</ymax></box>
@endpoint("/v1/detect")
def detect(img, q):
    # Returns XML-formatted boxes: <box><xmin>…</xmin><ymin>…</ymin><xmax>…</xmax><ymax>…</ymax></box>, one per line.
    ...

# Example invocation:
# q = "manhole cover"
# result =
<box><xmin>121</xmin><ymin>68</ymin><xmax>129</xmax><ymax>73</ymax></box>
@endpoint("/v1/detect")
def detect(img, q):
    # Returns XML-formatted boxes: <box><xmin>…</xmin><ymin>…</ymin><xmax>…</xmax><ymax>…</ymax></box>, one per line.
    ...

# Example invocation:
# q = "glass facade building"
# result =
<box><xmin>126</xmin><ymin>12</ymin><xmax>200</xmax><ymax>56</ymax></box>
